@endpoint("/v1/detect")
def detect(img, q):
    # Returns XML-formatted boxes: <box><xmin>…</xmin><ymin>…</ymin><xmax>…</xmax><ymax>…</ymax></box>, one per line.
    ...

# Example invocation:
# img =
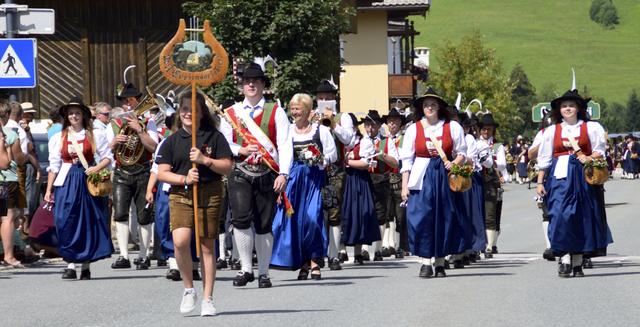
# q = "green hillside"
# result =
<box><xmin>412</xmin><ymin>0</ymin><xmax>640</xmax><ymax>104</ymax></box>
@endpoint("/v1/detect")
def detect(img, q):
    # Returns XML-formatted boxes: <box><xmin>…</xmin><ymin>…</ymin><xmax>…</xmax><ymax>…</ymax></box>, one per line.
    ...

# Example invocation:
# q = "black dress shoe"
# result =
<box><xmin>453</xmin><ymin>260</ymin><xmax>464</xmax><ymax>269</ymax></box>
<box><xmin>380</xmin><ymin>247</ymin><xmax>390</xmax><ymax>257</ymax></box>
<box><xmin>258</xmin><ymin>274</ymin><xmax>272</xmax><ymax>288</ymax></box>
<box><xmin>558</xmin><ymin>263</ymin><xmax>572</xmax><ymax>278</ymax></box>
<box><xmin>484</xmin><ymin>249</ymin><xmax>493</xmax><ymax>259</ymax></box>
<box><xmin>419</xmin><ymin>264</ymin><xmax>433</xmax><ymax>278</ymax></box>
<box><xmin>133</xmin><ymin>257</ymin><xmax>141</xmax><ymax>265</ymax></box>
<box><xmin>434</xmin><ymin>266</ymin><xmax>447</xmax><ymax>277</ymax></box>
<box><xmin>395</xmin><ymin>249</ymin><xmax>405</xmax><ymax>259</ymax></box>
<box><xmin>582</xmin><ymin>258</ymin><xmax>593</xmax><ymax>269</ymax></box>
<box><xmin>79</xmin><ymin>269</ymin><xmax>91</xmax><ymax>280</ymax></box>
<box><xmin>136</xmin><ymin>258</ymin><xmax>150</xmax><ymax>270</ymax></box>
<box><xmin>362</xmin><ymin>250</ymin><xmax>370</xmax><ymax>261</ymax></box>
<box><xmin>111</xmin><ymin>256</ymin><xmax>131</xmax><ymax>269</ymax></box>
<box><xmin>329</xmin><ymin>258</ymin><xmax>342</xmax><ymax>271</ymax></box>
<box><xmin>572</xmin><ymin>266</ymin><xmax>585</xmax><ymax>277</ymax></box>
<box><xmin>61</xmin><ymin>268</ymin><xmax>77</xmax><ymax>280</ymax></box>
<box><xmin>387</xmin><ymin>247</ymin><xmax>396</xmax><ymax>257</ymax></box>
<box><xmin>216</xmin><ymin>258</ymin><xmax>228</xmax><ymax>269</ymax></box>
<box><xmin>354</xmin><ymin>255</ymin><xmax>364</xmax><ymax>265</ymax></box>
<box><xmin>166</xmin><ymin>269</ymin><xmax>181</xmax><ymax>281</ymax></box>
<box><xmin>233</xmin><ymin>271</ymin><xmax>255</xmax><ymax>286</ymax></box>
<box><xmin>469</xmin><ymin>253</ymin><xmax>477</xmax><ymax>263</ymax></box>
<box><xmin>462</xmin><ymin>256</ymin><xmax>471</xmax><ymax>266</ymax></box>
<box><xmin>338</xmin><ymin>252</ymin><xmax>348</xmax><ymax>263</ymax></box>
<box><xmin>230</xmin><ymin>258</ymin><xmax>241</xmax><ymax>270</ymax></box>
<box><xmin>444</xmin><ymin>260</ymin><xmax>451</xmax><ymax>269</ymax></box>
<box><xmin>543</xmin><ymin>249</ymin><xmax>555</xmax><ymax>261</ymax></box>
<box><xmin>157</xmin><ymin>259</ymin><xmax>167</xmax><ymax>267</ymax></box>
<box><xmin>373</xmin><ymin>251</ymin><xmax>383</xmax><ymax>261</ymax></box>
<box><xmin>193</xmin><ymin>269</ymin><xmax>201</xmax><ymax>281</ymax></box>
<box><xmin>492</xmin><ymin>246</ymin><xmax>499</xmax><ymax>254</ymax></box>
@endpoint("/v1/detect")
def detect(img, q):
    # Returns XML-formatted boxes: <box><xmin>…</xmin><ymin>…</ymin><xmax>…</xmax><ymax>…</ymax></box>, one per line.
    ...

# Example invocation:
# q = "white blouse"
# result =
<box><xmin>399</xmin><ymin>119</ymin><xmax>467</xmax><ymax>190</ymax></box>
<box><xmin>477</xmin><ymin>136</ymin><xmax>506</xmax><ymax>171</ymax></box>
<box><xmin>290</xmin><ymin>123</ymin><xmax>337</xmax><ymax>168</ymax></box>
<box><xmin>333</xmin><ymin>113</ymin><xmax>357</xmax><ymax>148</ymax></box>
<box><xmin>48</xmin><ymin>128</ymin><xmax>113</xmax><ymax>173</ymax></box>
<box><xmin>536</xmin><ymin>120</ymin><xmax>606</xmax><ymax>176</ymax></box>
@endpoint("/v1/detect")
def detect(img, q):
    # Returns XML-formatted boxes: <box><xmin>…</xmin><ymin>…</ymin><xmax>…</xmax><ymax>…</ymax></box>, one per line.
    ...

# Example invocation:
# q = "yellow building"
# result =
<box><xmin>340</xmin><ymin>0</ymin><xmax>430</xmax><ymax>116</ymax></box>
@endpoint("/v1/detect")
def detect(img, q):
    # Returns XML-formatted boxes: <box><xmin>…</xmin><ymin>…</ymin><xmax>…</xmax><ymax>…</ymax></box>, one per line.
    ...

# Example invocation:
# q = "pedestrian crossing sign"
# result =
<box><xmin>0</xmin><ymin>38</ymin><xmax>37</xmax><ymax>88</ymax></box>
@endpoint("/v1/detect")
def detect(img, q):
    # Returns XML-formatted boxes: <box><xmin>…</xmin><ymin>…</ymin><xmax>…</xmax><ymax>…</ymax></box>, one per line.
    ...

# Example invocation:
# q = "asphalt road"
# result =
<box><xmin>2</xmin><ymin>177</ymin><xmax>639</xmax><ymax>327</ymax></box>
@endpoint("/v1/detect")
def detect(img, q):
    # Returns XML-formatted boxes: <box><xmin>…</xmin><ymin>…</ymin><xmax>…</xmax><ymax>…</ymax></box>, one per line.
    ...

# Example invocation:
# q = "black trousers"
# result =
<box><xmin>388</xmin><ymin>176</ymin><xmax>408</xmax><ymax>251</ymax></box>
<box><xmin>371</xmin><ymin>176</ymin><xmax>390</xmax><ymax>226</ymax></box>
<box><xmin>113</xmin><ymin>168</ymin><xmax>153</xmax><ymax>225</ymax></box>
<box><xmin>483</xmin><ymin>171</ymin><xmax>502</xmax><ymax>231</ymax></box>
<box><xmin>227</xmin><ymin>168</ymin><xmax>276</xmax><ymax>235</ymax></box>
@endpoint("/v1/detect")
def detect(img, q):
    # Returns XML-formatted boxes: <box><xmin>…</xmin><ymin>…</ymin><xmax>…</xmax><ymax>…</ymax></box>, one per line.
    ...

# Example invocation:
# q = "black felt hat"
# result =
<box><xmin>117</xmin><ymin>83</ymin><xmax>143</xmax><ymax>100</ymax></box>
<box><xmin>241</xmin><ymin>63</ymin><xmax>271</xmax><ymax>87</ymax></box>
<box><xmin>413</xmin><ymin>87</ymin><xmax>449</xmax><ymax>111</ymax></box>
<box><xmin>550</xmin><ymin>89</ymin><xmax>590</xmax><ymax>111</ymax></box>
<box><xmin>59</xmin><ymin>96</ymin><xmax>92</xmax><ymax>118</ymax></box>
<box><xmin>382</xmin><ymin>108</ymin><xmax>407</xmax><ymax>126</ymax></box>
<box><xmin>458</xmin><ymin>112</ymin><xmax>473</xmax><ymax>127</ymax></box>
<box><xmin>315</xmin><ymin>79</ymin><xmax>338</xmax><ymax>94</ymax></box>
<box><xmin>359</xmin><ymin>110</ymin><xmax>383</xmax><ymax>125</ymax></box>
<box><xmin>478</xmin><ymin>113</ymin><xmax>499</xmax><ymax>129</ymax></box>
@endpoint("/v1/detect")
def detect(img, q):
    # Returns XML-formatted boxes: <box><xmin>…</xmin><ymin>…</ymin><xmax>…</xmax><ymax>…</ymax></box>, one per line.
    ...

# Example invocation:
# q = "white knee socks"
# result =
<box><xmin>139</xmin><ymin>223</ymin><xmax>153</xmax><ymax>260</ymax></box>
<box><xmin>233</xmin><ymin>227</ymin><xmax>254</xmax><ymax>273</ymax></box>
<box><xmin>328</xmin><ymin>226</ymin><xmax>340</xmax><ymax>259</ymax></box>
<box><xmin>255</xmin><ymin>233</ymin><xmax>273</xmax><ymax>277</ymax></box>
<box><xmin>421</xmin><ymin>257</ymin><xmax>432</xmax><ymax>265</ymax></box>
<box><xmin>561</xmin><ymin>254</ymin><xmax>571</xmax><ymax>264</ymax></box>
<box><xmin>542</xmin><ymin>222</ymin><xmax>551</xmax><ymax>248</ymax></box>
<box><xmin>219</xmin><ymin>233</ymin><xmax>227</xmax><ymax>260</ymax></box>
<box><xmin>115</xmin><ymin>221</ymin><xmax>130</xmax><ymax>259</ymax></box>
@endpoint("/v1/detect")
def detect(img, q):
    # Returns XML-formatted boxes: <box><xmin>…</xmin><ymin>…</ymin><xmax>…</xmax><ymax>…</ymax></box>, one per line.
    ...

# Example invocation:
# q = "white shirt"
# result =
<box><xmin>356</xmin><ymin>136</ymin><xmax>377</xmax><ymax>163</ymax></box>
<box><xmin>332</xmin><ymin>113</ymin><xmax>356</xmax><ymax>147</ymax></box>
<box><xmin>5</xmin><ymin>119</ymin><xmax>29</xmax><ymax>155</ymax></box>
<box><xmin>219</xmin><ymin>97</ymin><xmax>293</xmax><ymax>175</ymax></box>
<box><xmin>473</xmin><ymin>135</ymin><xmax>494</xmax><ymax>170</ymax></box>
<box><xmin>290</xmin><ymin>123</ymin><xmax>337</xmax><ymax>168</ymax></box>
<box><xmin>47</xmin><ymin>128</ymin><xmax>113</xmax><ymax>173</ymax></box>
<box><xmin>399</xmin><ymin>119</ymin><xmax>467</xmax><ymax>190</ymax></box>
<box><xmin>477</xmin><ymin>136</ymin><xmax>506</xmax><ymax>171</ymax></box>
<box><xmin>93</xmin><ymin>119</ymin><xmax>108</xmax><ymax>131</ymax></box>
<box><xmin>536</xmin><ymin>120</ymin><xmax>606</xmax><ymax>171</ymax></box>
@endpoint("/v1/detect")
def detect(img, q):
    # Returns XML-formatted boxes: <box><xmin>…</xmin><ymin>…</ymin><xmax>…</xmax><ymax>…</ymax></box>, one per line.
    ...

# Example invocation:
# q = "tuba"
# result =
<box><xmin>115</xmin><ymin>87</ymin><xmax>164</xmax><ymax>166</ymax></box>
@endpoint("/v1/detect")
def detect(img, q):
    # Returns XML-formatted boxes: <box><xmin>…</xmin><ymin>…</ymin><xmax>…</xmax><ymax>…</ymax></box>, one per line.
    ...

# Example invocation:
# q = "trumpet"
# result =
<box><xmin>311</xmin><ymin>109</ymin><xmax>333</xmax><ymax>127</ymax></box>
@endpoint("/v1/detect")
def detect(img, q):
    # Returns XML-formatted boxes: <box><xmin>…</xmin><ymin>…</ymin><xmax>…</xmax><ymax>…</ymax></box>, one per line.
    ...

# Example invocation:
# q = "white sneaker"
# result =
<box><xmin>180</xmin><ymin>289</ymin><xmax>197</xmax><ymax>314</ymax></box>
<box><xmin>200</xmin><ymin>297</ymin><xmax>217</xmax><ymax>317</ymax></box>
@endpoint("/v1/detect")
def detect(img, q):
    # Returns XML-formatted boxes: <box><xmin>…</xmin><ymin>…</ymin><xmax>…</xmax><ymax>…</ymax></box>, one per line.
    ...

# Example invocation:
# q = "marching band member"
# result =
<box><xmin>221</xmin><ymin>63</ymin><xmax>293</xmax><ymax>288</ymax></box>
<box><xmin>44</xmin><ymin>97</ymin><xmax>114</xmax><ymax>280</ymax></box>
<box><xmin>362</xmin><ymin>110</ymin><xmax>398</xmax><ymax>261</ymax></box>
<box><xmin>315</xmin><ymin>80</ymin><xmax>356</xmax><ymax>270</ymax></box>
<box><xmin>536</xmin><ymin>89</ymin><xmax>612</xmax><ymax>277</ymax></box>
<box><xmin>341</xmin><ymin>114</ymin><xmax>380</xmax><ymax>264</ymax></box>
<box><xmin>271</xmin><ymin>93</ymin><xmax>337</xmax><ymax>280</ymax></box>
<box><xmin>156</xmin><ymin>91</ymin><xmax>233</xmax><ymax>315</ymax></box>
<box><xmin>381</xmin><ymin>108</ymin><xmax>408</xmax><ymax>258</ymax></box>
<box><xmin>476</xmin><ymin>113</ymin><xmax>506</xmax><ymax>258</ymax></box>
<box><xmin>400</xmin><ymin>88</ymin><xmax>468</xmax><ymax>278</ymax></box>
<box><xmin>108</xmin><ymin>83</ymin><xmax>159</xmax><ymax>270</ymax></box>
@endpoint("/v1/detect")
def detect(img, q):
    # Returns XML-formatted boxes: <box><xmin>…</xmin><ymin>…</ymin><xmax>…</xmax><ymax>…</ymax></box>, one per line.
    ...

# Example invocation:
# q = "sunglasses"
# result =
<box><xmin>98</xmin><ymin>112</ymin><xmax>110</xmax><ymax>117</ymax></box>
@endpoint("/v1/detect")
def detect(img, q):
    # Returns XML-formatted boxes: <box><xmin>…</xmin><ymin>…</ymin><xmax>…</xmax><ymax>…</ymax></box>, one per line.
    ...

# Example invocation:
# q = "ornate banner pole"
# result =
<box><xmin>159</xmin><ymin>18</ymin><xmax>229</xmax><ymax>257</ymax></box>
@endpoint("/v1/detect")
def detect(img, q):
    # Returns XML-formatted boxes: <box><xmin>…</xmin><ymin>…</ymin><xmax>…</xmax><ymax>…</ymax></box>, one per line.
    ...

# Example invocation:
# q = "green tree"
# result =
<box><xmin>536</xmin><ymin>83</ymin><xmax>559</xmax><ymax>103</ymax></box>
<box><xmin>509</xmin><ymin>64</ymin><xmax>537</xmax><ymax>137</ymax></box>
<box><xmin>599</xmin><ymin>98</ymin><xmax>628</xmax><ymax>133</ymax></box>
<box><xmin>590</xmin><ymin>0</ymin><xmax>620</xmax><ymax>29</ymax></box>
<box><xmin>627</xmin><ymin>89</ymin><xmax>640</xmax><ymax>131</ymax></box>
<box><xmin>183</xmin><ymin>0</ymin><xmax>353</xmax><ymax>103</ymax></box>
<box><xmin>428</xmin><ymin>31</ymin><xmax>519</xmax><ymax>140</ymax></box>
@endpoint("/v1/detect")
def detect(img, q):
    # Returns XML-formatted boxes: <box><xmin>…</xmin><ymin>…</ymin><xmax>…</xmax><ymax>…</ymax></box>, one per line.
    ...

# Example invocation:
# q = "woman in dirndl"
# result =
<box><xmin>44</xmin><ymin>97</ymin><xmax>114</xmax><ymax>280</ymax></box>
<box><xmin>536</xmin><ymin>89</ymin><xmax>612</xmax><ymax>277</ymax></box>
<box><xmin>400</xmin><ymin>87</ymin><xmax>468</xmax><ymax>278</ymax></box>
<box><xmin>341</xmin><ymin>114</ymin><xmax>380</xmax><ymax>265</ymax></box>
<box><xmin>271</xmin><ymin>93</ymin><xmax>336</xmax><ymax>280</ymax></box>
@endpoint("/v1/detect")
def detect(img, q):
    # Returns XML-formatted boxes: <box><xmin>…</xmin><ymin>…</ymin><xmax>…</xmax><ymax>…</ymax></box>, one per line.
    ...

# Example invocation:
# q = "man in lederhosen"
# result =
<box><xmin>381</xmin><ymin>108</ymin><xmax>408</xmax><ymax>258</ymax></box>
<box><xmin>108</xmin><ymin>83</ymin><xmax>159</xmax><ymax>270</ymax></box>
<box><xmin>315</xmin><ymin>80</ymin><xmax>357</xmax><ymax>270</ymax></box>
<box><xmin>221</xmin><ymin>63</ymin><xmax>292</xmax><ymax>288</ymax></box>
<box><xmin>361</xmin><ymin>110</ymin><xmax>399</xmax><ymax>261</ymax></box>
<box><xmin>476</xmin><ymin>113</ymin><xmax>506</xmax><ymax>258</ymax></box>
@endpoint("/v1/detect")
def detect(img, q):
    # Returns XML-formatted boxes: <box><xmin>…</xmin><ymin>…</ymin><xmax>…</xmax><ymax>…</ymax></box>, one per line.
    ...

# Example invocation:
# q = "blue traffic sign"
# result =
<box><xmin>0</xmin><ymin>38</ymin><xmax>37</xmax><ymax>88</ymax></box>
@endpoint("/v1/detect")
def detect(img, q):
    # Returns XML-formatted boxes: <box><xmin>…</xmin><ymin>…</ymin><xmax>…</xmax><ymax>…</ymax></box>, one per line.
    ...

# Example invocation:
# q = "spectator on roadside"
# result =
<box><xmin>93</xmin><ymin>102</ymin><xmax>112</xmax><ymax>132</ymax></box>
<box><xmin>47</xmin><ymin>110</ymin><xmax>63</xmax><ymax>140</ymax></box>
<box><xmin>19</xmin><ymin>102</ymin><xmax>42</xmax><ymax>218</ymax></box>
